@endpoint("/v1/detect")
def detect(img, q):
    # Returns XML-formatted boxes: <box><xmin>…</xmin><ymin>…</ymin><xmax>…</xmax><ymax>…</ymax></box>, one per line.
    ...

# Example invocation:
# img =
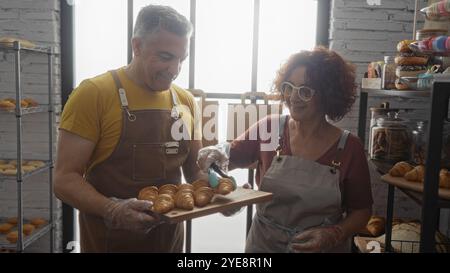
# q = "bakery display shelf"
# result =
<box><xmin>361</xmin><ymin>88</ymin><xmax>430</xmax><ymax>98</ymax></box>
<box><xmin>381</xmin><ymin>174</ymin><xmax>450</xmax><ymax>201</ymax></box>
<box><xmin>0</xmin><ymin>223</ymin><xmax>52</xmax><ymax>250</ymax></box>
<box><xmin>0</xmin><ymin>105</ymin><xmax>49</xmax><ymax>116</ymax></box>
<box><xmin>0</xmin><ymin>43</ymin><xmax>54</xmax><ymax>252</ymax></box>
<box><xmin>0</xmin><ymin>42</ymin><xmax>50</xmax><ymax>54</ymax></box>
<box><xmin>354</xmin><ymin>236</ymin><xmax>450</xmax><ymax>253</ymax></box>
<box><xmin>0</xmin><ymin>161</ymin><xmax>51</xmax><ymax>181</ymax></box>
<box><xmin>159</xmin><ymin>187</ymin><xmax>273</xmax><ymax>224</ymax></box>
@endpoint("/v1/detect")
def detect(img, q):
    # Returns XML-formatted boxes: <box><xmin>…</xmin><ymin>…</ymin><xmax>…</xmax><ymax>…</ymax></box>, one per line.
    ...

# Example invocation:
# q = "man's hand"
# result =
<box><xmin>103</xmin><ymin>197</ymin><xmax>161</xmax><ymax>233</ymax></box>
<box><xmin>289</xmin><ymin>225</ymin><xmax>344</xmax><ymax>253</ymax></box>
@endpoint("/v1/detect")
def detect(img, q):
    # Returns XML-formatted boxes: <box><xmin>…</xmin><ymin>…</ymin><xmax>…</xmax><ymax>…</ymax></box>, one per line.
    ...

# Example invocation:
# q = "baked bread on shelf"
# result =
<box><xmin>389</xmin><ymin>161</ymin><xmax>413</xmax><ymax>177</ymax></box>
<box><xmin>404</xmin><ymin>165</ymin><xmax>425</xmax><ymax>182</ymax></box>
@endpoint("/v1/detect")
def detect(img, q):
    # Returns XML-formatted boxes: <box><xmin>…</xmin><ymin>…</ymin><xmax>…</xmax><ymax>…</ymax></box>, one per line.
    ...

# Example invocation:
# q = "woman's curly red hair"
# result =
<box><xmin>273</xmin><ymin>47</ymin><xmax>356</xmax><ymax>122</ymax></box>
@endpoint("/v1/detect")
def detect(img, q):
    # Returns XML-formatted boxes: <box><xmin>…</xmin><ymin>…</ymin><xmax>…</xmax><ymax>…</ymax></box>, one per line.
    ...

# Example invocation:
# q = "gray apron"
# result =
<box><xmin>79</xmin><ymin>70</ymin><xmax>189</xmax><ymax>252</ymax></box>
<box><xmin>246</xmin><ymin>115</ymin><xmax>350</xmax><ymax>253</ymax></box>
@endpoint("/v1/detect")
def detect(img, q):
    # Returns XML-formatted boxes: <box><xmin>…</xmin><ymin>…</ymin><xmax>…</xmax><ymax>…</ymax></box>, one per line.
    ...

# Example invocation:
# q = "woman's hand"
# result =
<box><xmin>196</xmin><ymin>145</ymin><xmax>229</xmax><ymax>173</ymax></box>
<box><xmin>289</xmin><ymin>225</ymin><xmax>344</xmax><ymax>253</ymax></box>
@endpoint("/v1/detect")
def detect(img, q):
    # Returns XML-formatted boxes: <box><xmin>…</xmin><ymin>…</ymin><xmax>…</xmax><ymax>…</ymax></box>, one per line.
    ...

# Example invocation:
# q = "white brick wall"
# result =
<box><xmin>0</xmin><ymin>0</ymin><xmax>62</xmax><ymax>252</ymax></box>
<box><xmin>330</xmin><ymin>0</ymin><xmax>450</xmax><ymax>235</ymax></box>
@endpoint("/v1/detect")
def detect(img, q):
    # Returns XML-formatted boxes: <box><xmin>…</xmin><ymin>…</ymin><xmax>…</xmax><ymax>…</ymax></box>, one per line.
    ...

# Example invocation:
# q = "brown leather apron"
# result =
<box><xmin>245</xmin><ymin>115</ymin><xmax>351</xmax><ymax>253</ymax></box>
<box><xmin>79</xmin><ymin>70</ymin><xmax>189</xmax><ymax>252</ymax></box>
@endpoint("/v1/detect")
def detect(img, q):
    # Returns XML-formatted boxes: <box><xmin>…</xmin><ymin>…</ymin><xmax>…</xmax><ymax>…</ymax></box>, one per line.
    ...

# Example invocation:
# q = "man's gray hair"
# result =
<box><xmin>133</xmin><ymin>5</ymin><xmax>193</xmax><ymax>39</ymax></box>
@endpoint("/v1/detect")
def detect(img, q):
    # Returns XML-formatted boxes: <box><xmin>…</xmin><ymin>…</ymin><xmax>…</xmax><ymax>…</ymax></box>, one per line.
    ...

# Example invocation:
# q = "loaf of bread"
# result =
<box><xmin>389</xmin><ymin>161</ymin><xmax>413</xmax><ymax>177</ymax></box>
<box><xmin>404</xmin><ymin>165</ymin><xmax>425</xmax><ymax>182</ymax></box>
<box><xmin>439</xmin><ymin>169</ymin><xmax>450</xmax><ymax>189</ymax></box>
<box><xmin>366</xmin><ymin>216</ymin><xmax>386</xmax><ymax>237</ymax></box>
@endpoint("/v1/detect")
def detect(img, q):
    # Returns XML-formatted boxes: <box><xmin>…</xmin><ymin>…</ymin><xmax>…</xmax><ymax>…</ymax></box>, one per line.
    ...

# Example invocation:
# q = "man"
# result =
<box><xmin>54</xmin><ymin>5</ymin><xmax>204</xmax><ymax>253</ymax></box>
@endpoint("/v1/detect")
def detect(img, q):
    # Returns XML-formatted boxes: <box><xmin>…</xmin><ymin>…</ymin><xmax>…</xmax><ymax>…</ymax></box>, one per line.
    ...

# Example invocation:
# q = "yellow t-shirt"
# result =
<box><xmin>60</xmin><ymin>67</ymin><xmax>201</xmax><ymax>172</ymax></box>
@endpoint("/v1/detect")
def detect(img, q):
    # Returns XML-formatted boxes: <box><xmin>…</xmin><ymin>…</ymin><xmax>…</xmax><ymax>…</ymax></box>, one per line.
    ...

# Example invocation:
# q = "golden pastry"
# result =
<box><xmin>389</xmin><ymin>161</ymin><xmax>413</xmax><ymax>177</ymax></box>
<box><xmin>0</xmin><ymin>159</ymin><xmax>6</xmax><ymax>164</ymax></box>
<box><xmin>26</xmin><ymin>160</ymin><xmax>45</xmax><ymax>168</ymax></box>
<box><xmin>439</xmin><ymin>169</ymin><xmax>450</xmax><ymax>189</ymax></box>
<box><xmin>20</xmin><ymin>100</ymin><xmax>28</xmax><ymax>108</ymax></box>
<box><xmin>152</xmin><ymin>193</ymin><xmax>175</xmax><ymax>214</ymax></box>
<box><xmin>0</xmin><ymin>164</ymin><xmax>16</xmax><ymax>170</ymax></box>
<box><xmin>404</xmin><ymin>165</ymin><xmax>425</xmax><ymax>182</ymax></box>
<box><xmin>215</xmin><ymin>178</ymin><xmax>235</xmax><ymax>195</ymax></box>
<box><xmin>1</xmin><ymin>169</ymin><xmax>17</xmax><ymax>176</ymax></box>
<box><xmin>192</xmin><ymin>179</ymin><xmax>210</xmax><ymax>190</ymax></box>
<box><xmin>22</xmin><ymin>165</ymin><xmax>37</xmax><ymax>172</ymax></box>
<box><xmin>366</xmin><ymin>216</ymin><xmax>385</xmax><ymax>237</ymax></box>
<box><xmin>178</xmin><ymin>183</ymin><xmax>195</xmax><ymax>193</ymax></box>
<box><xmin>194</xmin><ymin>186</ymin><xmax>215</xmax><ymax>207</ymax></box>
<box><xmin>8</xmin><ymin>160</ymin><xmax>27</xmax><ymax>166</ymax></box>
<box><xmin>138</xmin><ymin>186</ymin><xmax>159</xmax><ymax>203</ymax></box>
<box><xmin>6</xmin><ymin>231</ymin><xmax>19</xmax><ymax>243</ymax></box>
<box><xmin>0</xmin><ymin>223</ymin><xmax>14</xmax><ymax>234</ymax></box>
<box><xmin>30</xmin><ymin>218</ymin><xmax>47</xmax><ymax>228</ymax></box>
<box><xmin>3</xmin><ymin>98</ymin><xmax>16</xmax><ymax>104</ymax></box>
<box><xmin>0</xmin><ymin>100</ymin><xmax>15</xmax><ymax>109</ymax></box>
<box><xmin>23</xmin><ymin>98</ymin><xmax>38</xmax><ymax>107</ymax></box>
<box><xmin>174</xmin><ymin>190</ymin><xmax>194</xmax><ymax>210</ymax></box>
<box><xmin>7</xmin><ymin>217</ymin><xmax>18</xmax><ymax>226</ymax></box>
<box><xmin>22</xmin><ymin>224</ymin><xmax>35</xmax><ymax>235</ymax></box>
<box><xmin>158</xmin><ymin>184</ymin><xmax>178</xmax><ymax>197</ymax></box>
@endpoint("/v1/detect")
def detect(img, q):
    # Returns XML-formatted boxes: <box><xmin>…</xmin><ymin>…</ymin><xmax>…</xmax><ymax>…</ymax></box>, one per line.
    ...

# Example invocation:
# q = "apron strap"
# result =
<box><xmin>110</xmin><ymin>70</ymin><xmax>136</xmax><ymax>122</ymax></box>
<box><xmin>169</xmin><ymin>88</ymin><xmax>182</xmax><ymax>120</ymax></box>
<box><xmin>276</xmin><ymin>114</ymin><xmax>289</xmax><ymax>158</ymax></box>
<box><xmin>330</xmin><ymin>130</ymin><xmax>350</xmax><ymax>173</ymax></box>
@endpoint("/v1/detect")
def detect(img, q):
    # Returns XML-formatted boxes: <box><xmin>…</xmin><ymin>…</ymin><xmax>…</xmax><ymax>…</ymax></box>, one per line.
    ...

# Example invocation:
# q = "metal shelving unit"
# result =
<box><xmin>358</xmin><ymin>83</ymin><xmax>450</xmax><ymax>253</ymax></box>
<box><xmin>0</xmin><ymin>41</ymin><xmax>54</xmax><ymax>253</ymax></box>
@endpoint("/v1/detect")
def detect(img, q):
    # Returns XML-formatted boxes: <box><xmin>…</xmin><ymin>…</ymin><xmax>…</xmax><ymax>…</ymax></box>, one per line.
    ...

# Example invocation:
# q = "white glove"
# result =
<box><xmin>103</xmin><ymin>197</ymin><xmax>160</xmax><ymax>233</ymax></box>
<box><xmin>197</xmin><ymin>144</ymin><xmax>230</xmax><ymax>173</ymax></box>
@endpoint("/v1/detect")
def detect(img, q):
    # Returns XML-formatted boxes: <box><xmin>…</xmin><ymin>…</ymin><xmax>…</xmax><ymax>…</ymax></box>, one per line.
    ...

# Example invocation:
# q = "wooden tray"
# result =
<box><xmin>160</xmin><ymin>187</ymin><xmax>273</xmax><ymax>224</ymax></box>
<box><xmin>381</xmin><ymin>174</ymin><xmax>450</xmax><ymax>200</ymax></box>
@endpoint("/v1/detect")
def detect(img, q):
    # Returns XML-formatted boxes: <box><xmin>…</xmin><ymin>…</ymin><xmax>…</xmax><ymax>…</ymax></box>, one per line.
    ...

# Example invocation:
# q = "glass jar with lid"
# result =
<box><xmin>411</xmin><ymin>120</ymin><xmax>427</xmax><ymax>165</ymax></box>
<box><xmin>370</xmin><ymin>112</ymin><xmax>411</xmax><ymax>162</ymax></box>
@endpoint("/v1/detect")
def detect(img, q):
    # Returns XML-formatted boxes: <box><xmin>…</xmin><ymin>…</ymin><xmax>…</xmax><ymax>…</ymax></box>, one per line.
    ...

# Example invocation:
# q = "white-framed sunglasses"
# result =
<box><xmin>280</xmin><ymin>81</ymin><xmax>316</xmax><ymax>102</ymax></box>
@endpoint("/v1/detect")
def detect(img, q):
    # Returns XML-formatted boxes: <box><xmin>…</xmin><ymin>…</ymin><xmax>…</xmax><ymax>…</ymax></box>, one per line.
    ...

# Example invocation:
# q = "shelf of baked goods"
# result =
<box><xmin>0</xmin><ymin>97</ymin><xmax>47</xmax><ymax>115</ymax></box>
<box><xmin>0</xmin><ymin>217</ymin><xmax>51</xmax><ymax>252</ymax></box>
<box><xmin>138</xmin><ymin>180</ymin><xmax>273</xmax><ymax>224</ymax></box>
<box><xmin>381</xmin><ymin>161</ymin><xmax>450</xmax><ymax>207</ymax></box>
<box><xmin>0</xmin><ymin>160</ymin><xmax>50</xmax><ymax>181</ymax></box>
<box><xmin>0</xmin><ymin>38</ymin><xmax>50</xmax><ymax>54</ymax></box>
<box><xmin>354</xmin><ymin>216</ymin><xmax>450</xmax><ymax>253</ymax></box>
<box><xmin>367</xmin><ymin>158</ymin><xmax>450</xmax><ymax>207</ymax></box>
<box><xmin>361</xmin><ymin>88</ymin><xmax>430</xmax><ymax>98</ymax></box>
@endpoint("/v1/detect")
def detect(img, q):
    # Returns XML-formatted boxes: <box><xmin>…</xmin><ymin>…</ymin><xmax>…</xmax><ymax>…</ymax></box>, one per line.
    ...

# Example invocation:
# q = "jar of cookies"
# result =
<box><xmin>370</xmin><ymin>112</ymin><xmax>411</xmax><ymax>162</ymax></box>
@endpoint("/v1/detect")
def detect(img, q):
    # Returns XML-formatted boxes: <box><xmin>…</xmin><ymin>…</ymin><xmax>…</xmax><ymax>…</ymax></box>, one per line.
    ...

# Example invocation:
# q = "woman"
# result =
<box><xmin>197</xmin><ymin>47</ymin><xmax>372</xmax><ymax>253</ymax></box>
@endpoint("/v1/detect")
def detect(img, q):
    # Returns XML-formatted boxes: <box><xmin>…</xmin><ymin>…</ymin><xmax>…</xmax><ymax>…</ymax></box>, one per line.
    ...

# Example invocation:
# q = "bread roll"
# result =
<box><xmin>366</xmin><ymin>216</ymin><xmax>385</xmax><ymax>237</ymax></box>
<box><xmin>389</xmin><ymin>161</ymin><xmax>413</xmax><ymax>177</ymax></box>
<box><xmin>397</xmin><ymin>40</ymin><xmax>415</xmax><ymax>53</ymax></box>
<box><xmin>404</xmin><ymin>165</ymin><xmax>425</xmax><ymax>182</ymax></box>
<box><xmin>439</xmin><ymin>169</ymin><xmax>450</xmax><ymax>189</ymax></box>
<box><xmin>152</xmin><ymin>194</ymin><xmax>175</xmax><ymax>214</ymax></box>
<box><xmin>215</xmin><ymin>178</ymin><xmax>235</xmax><ymax>195</ymax></box>
<box><xmin>0</xmin><ymin>223</ymin><xmax>14</xmax><ymax>234</ymax></box>
<box><xmin>194</xmin><ymin>187</ymin><xmax>214</xmax><ymax>207</ymax></box>
<box><xmin>30</xmin><ymin>218</ymin><xmax>47</xmax><ymax>228</ymax></box>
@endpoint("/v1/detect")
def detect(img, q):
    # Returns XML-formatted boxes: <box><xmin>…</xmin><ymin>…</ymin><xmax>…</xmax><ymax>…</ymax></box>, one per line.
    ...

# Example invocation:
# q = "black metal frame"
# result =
<box><xmin>60</xmin><ymin>0</ymin><xmax>76</xmax><ymax>253</ymax></box>
<box><xmin>358</xmin><ymin>84</ymin><xmax>450</xmax><ymax>253</ymax></box>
